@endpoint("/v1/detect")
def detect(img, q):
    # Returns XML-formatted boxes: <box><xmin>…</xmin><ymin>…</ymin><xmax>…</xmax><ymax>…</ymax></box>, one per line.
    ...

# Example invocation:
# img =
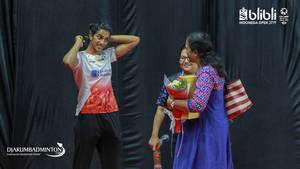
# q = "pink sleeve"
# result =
<box><xmin>187</xmin><ymin>71</ymin><xmax>214</xmax><ymax>112</ymax></box>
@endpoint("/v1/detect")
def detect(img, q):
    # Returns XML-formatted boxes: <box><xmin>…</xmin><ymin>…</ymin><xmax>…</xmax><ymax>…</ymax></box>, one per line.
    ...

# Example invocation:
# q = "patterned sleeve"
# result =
<box><xmin>187</xmin><ymin>69</ymin><xmax>214</xmax><ymax>112</ymax></box>
<box><xmin>156</xmin><ymin>85</ymin><xmax>169</xmax><ymax>107</ymax></box>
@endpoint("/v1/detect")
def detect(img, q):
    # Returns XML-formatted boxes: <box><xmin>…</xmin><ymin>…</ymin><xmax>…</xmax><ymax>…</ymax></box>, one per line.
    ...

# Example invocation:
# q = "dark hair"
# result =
<box><xmin>88</xmin><ymin>22</ymin><xmax>112</xmax><ymax>36</ymax></box>
<box><xmin>187</xmin><ymin>31</ymin><xmax>227</xmax><ymax>78</ymax></box>
<box><xmin>178</xmin><ymin>44</ymin><xmax>186</xmax><ymax>56</ymax></box>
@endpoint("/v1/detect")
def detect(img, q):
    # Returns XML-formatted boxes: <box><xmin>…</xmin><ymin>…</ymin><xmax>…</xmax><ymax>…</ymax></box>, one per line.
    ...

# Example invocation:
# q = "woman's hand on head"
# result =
<box><xmin>75</xmin><ymin>35</ymin><xmax>84</xmax><ymax>48</ymax></box>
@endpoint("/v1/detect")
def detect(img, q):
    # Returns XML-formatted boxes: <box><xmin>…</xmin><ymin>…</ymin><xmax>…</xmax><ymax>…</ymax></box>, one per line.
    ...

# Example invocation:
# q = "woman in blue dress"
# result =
<box><xmin>167</xmin><ymin>31</ymin><xmax>234</xmax><ymax>169</ymax></box>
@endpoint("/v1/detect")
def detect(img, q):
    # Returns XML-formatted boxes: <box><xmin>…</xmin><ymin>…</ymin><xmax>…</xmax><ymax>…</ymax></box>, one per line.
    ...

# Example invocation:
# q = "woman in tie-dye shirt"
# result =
<box><xmin>63</xmin><ymin>22</ymin><xmax>139</xmax><ymax>169</ymax></box>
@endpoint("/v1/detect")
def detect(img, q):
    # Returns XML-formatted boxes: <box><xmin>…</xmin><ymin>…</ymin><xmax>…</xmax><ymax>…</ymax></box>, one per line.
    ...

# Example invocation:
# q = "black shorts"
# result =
<box><xmin>73</xmin><ymin>112</ymin><xmax>122</xmax><ymax>169</ymax></box>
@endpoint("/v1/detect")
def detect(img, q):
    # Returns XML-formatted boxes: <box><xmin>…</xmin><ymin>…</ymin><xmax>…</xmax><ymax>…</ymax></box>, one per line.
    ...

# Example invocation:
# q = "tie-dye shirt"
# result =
<box><xmin>72</xmin><ymin>47</ymin><xmax>118</xmax><ymax>116</ymax></box>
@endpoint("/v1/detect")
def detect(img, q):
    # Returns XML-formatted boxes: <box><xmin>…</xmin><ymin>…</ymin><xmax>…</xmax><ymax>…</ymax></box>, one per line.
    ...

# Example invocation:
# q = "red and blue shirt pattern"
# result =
<box><xmin>72</xmin><ymin>48</ymin><xmax>118</xmax><ymax>115</ymax></box>
<box><xmin>187</xmin><ymin>65</ymin><xmax>224</xmax><ymax>112</ymax></box>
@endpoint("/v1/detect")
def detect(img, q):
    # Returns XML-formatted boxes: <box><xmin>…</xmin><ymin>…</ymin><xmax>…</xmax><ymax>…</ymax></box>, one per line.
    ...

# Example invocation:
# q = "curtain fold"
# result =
<box><xmin>0</xmin><ymin>0</ymin><xmax>299</xmax><ymax>169</ymax></box>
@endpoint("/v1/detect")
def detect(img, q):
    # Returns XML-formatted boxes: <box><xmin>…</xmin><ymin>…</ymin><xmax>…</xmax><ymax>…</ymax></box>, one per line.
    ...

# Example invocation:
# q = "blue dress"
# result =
<box><xmin>157</xmin><ymin>66</ymin><xmax>234</xmax><ymax>169</ymax></box>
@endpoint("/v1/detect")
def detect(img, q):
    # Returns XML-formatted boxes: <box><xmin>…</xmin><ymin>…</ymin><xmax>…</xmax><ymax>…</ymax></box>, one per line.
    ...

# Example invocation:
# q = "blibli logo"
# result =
<box><xmin>239</xmin><ymin>7</ymin><xmax>248</xmax><ymax>20</ymax></box>
<box><xmin>238</xmin><ymin>7</ymin><xmax>283</xmax><ymax>25</ymax></box>
<box><xmin>239</xmin><ymin>7</ymin><xmax>276</xmax><ymax>21</ymax></box>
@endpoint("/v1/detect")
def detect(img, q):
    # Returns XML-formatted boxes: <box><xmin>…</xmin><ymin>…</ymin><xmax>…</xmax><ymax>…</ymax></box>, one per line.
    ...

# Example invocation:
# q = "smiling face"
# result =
<box><xmin>179</xmin><ymin>48</ymin><xmax>198</xmax><ymax>74</ymax></box>
<box><xmin>89</xmin><ymin>29</ymin><xmax>110</xmax><ymax>53</ymax></box>
<box><xmin>185</xmin><ymin>39</ymin><xmax>200</xmax><ymax>64</ymax></box>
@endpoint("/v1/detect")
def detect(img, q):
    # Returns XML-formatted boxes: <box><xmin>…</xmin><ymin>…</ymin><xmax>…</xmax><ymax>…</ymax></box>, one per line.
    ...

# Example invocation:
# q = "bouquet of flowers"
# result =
<box><xmin>164</xmin><ymin>75</ymin><xmax>199</xmax><ymax>133</ymax></box>
<box><xmin>166</xmin><ymin>79</ymin><xmax>188</xmax><ymax>98</ymax></box>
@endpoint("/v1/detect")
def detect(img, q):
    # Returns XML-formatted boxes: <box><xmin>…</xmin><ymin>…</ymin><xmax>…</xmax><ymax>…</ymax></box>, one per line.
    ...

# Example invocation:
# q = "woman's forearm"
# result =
<box><xmin>63</xmin><ymin>36</ymin><xmax>83</xmax><ymax>68</ymax></box>
<box><xmin>63</xmin><ymin>43</ymin><xmax>81</xmax><ymax>68</ymax></box>
<box><xmin>110</xmin><ymin>35</ymin><xmax>140</xmax><ymax>59</ymax></box>
<box><xmin>151</xmin><ymin>106</ymin><xmax>166</xmax><ymax>137</ymax></box>
<box><xmin>110</xmin><ymin>35</ymin><xmax>140</xmax><ymax>44</ymax></box>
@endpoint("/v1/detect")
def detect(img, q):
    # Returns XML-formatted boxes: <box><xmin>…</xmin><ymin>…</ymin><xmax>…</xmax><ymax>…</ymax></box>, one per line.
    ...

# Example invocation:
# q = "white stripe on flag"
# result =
<box><xmin>227</xmin><ymin>101</ymin><xmax>252</xmax><ymax>114</ymax></box>
<box><xmin>226</xmin><ymin>95</ymin><xmax>249</xmax><ymax>107</ymax></box>
<box><xmin>225</xmin><ymin>87</ymin><xmax>246</xmax><ymax>99</ymax></box>
<box><xmin>227</xmin><ymin>80</ymin><xmax>242</xmax><ymax>90</ymax></box>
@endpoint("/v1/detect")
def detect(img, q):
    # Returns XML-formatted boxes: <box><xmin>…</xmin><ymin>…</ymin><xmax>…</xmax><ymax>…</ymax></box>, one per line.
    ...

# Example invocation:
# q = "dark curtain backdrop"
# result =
<box><xmin>0</xmin><ymin>0</ymin><xmax>299</xmax><ymax>169</ymax></box>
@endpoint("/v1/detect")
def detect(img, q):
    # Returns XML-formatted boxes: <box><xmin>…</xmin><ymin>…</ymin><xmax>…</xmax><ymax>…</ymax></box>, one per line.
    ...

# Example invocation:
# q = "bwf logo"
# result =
<box><xmin>239</xmin><ymin>7</ymin><xmax>287</xmax><ymax>25</ymax></box>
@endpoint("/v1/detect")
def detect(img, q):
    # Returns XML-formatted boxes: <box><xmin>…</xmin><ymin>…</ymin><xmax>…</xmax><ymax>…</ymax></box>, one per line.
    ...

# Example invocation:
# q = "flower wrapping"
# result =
<box><xmin>164</xmin><ymin>75</ymin><xmax>199</xmax><ymax>133</ymax></box>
